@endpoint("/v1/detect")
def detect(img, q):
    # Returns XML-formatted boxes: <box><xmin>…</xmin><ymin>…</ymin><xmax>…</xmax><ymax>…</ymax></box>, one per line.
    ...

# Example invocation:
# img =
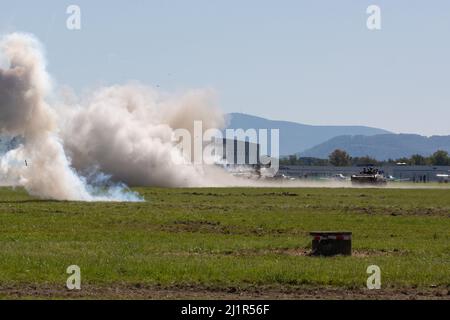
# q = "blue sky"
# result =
<box><xmin>1</xmin><ymin>0</ymin><xmax>450</xmax><ymax>135</ymax></box>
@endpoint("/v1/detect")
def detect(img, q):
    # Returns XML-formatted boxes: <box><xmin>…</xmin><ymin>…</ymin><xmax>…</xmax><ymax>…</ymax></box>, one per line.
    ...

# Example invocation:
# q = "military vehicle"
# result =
<box><xmin>351</xmin><ymin>167</ymin><xmax>387</xmax><ymax>185</ymax></box>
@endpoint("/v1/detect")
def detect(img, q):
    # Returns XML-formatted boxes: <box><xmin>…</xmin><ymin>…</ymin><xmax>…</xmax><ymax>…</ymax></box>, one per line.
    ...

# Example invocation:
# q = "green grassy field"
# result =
<box><xmin>0</xmin><ymin>186</ymin><xmax>449</xmax><ymax>299</ymax></box>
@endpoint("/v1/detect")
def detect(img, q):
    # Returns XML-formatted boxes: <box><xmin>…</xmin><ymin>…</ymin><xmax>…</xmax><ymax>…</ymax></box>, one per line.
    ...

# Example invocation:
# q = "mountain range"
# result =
<box><xmin>301</xmin><ymin>134</ymin><xmax>450</xmax><ymax>160</ymax></box>
<box><xmin>225</xmin><ymin>113</ymin><xmax>390</xmax><ymax>156</ymax></box>
<box><xmin>225</xmin><ymin>113</ymin><xmax>450</xmax><ymax>160</ymax></box>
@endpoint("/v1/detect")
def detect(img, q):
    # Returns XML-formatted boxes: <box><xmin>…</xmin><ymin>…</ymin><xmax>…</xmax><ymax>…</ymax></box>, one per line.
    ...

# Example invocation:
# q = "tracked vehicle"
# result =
<box><xmin>351</xmin><ymin>167</ymin><xmax>387</xmax><ymax>185</ymax></box>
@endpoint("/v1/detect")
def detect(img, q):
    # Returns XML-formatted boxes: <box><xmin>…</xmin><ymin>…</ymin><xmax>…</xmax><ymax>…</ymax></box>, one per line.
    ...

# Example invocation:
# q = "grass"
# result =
<box><xmin>0</xmin><ymin>186</ymin><xmax>449</xmax><ymax>299</ymax></box>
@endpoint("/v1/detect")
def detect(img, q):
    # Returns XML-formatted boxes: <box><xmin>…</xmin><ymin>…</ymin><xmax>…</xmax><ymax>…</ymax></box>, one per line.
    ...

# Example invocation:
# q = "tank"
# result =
<box><xmin>351</xmin><ymin>167</ymin><xmax>387</xmax><ymax>185</ymax></box>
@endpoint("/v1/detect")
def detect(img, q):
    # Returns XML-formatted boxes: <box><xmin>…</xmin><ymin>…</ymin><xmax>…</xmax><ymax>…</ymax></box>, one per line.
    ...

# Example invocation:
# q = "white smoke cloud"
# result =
<box><xmin>0</xmin><ymin>32</ymin><xmax>142</xmax><ymax>201</ymax></box>
<box><xmin>60</xmin><ymin>85</ymin><xmax>225</xmax><ymax>187</ymax></box>
<box><xmin>0</xmin><ymin>32</ymin><xmax>237</xmax><ymax>200</ymax></box>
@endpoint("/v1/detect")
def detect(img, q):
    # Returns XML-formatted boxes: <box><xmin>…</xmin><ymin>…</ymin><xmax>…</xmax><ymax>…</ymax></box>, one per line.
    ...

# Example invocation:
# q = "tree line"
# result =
<box><xmin>280</xmin><ymin>150</ymin><xmax>450</xmax><ymax>167</ymax></box>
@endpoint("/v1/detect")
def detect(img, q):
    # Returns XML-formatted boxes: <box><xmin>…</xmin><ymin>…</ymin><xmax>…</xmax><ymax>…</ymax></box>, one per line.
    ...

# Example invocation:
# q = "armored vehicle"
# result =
<box><xmin>351</xmin><ymin>167</ymin><xmax>387</xmax><ymax>185</ymax></box>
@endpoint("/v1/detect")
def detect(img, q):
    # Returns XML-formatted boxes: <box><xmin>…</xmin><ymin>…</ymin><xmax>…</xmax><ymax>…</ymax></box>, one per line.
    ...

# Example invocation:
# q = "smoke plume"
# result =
<box><xmin>60</xmin><ymin>85</ymin><xmax>225</xmax><ymax>188</ymax></box>
<box><xmin>0</xmin><ymin>33</ymin><xmax>142</xmax><ymax>201</ymax></box>
<box><xmin>0</xmin><ymin>32</ymin><xmax>235</xmax><ymax>201</ymax></box>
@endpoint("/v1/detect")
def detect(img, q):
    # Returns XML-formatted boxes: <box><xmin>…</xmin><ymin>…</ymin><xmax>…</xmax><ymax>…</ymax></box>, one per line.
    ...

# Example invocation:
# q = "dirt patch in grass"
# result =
<box><xmin>227</xmin><ymin>247</ymin><xmax>407</xmax><ymax>258</ymax></box>
<box><xmin>1</xmin><ymin>283</ymin><xmax>448</xmax><ymax>300</ymax></box>
<box><xmin>177</xmin><ymin>191</ymin><xmax>299</xmax><ymax>197</ymax></box>
<box><xmin>162</xmin><ymin>220</ymin><xmax>304</xmax><ymax>237</ymax></box>
<box><xmin>348</xmin><ymin>206</ymin><xmax>450</xmax><ymax>217</ymax></box>
<box><xmin>178</xmin><ymin>192</ymin><xmax>224</xmax><ymax>197</ymax></box>
<box><xmin>160</xmin><ymin>247</ymin><xmax>408</xmax><ymax>258</ymax></box>
<box><xmin>260</xmin><ymin>192</ymin><xmax>299</xmax><ymax>197</ymax></box>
